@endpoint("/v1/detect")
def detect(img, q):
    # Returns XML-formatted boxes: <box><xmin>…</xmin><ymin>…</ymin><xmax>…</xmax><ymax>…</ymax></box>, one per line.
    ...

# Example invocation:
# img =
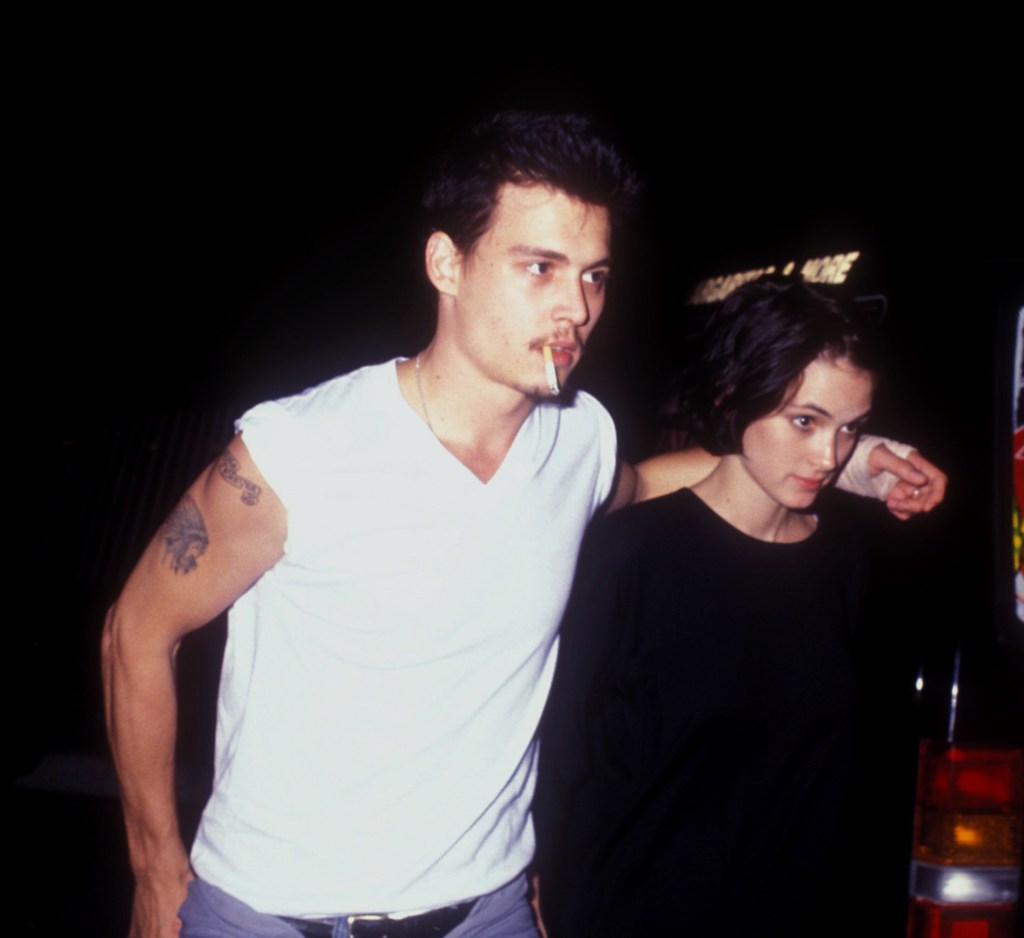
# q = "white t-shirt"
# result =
<box><xmin>190</xmin><ymin>360</ymin><xmax>618</xmax><ymax>916</ymax></box>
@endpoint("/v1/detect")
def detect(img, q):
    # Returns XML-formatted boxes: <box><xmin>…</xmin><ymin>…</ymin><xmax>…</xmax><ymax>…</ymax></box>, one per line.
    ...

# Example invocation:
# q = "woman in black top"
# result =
<box><xmin>538</xmin><ymin>276</ymin><xmax>881</xmax><ymax>937</ymax></box>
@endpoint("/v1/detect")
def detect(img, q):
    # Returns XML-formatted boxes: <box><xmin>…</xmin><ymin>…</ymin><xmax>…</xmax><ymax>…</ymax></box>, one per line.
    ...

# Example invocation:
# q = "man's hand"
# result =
<box><xmin>837</xmin><ymin>434</ymin><xmax>947</xmax><ymax>520</ymax></box>
<box><xmin>869</xmin><ymin>444</ymin><xmax>948</xmax><ymax>520</ymax></box>
<box><xmin>129</xmin><ymin>867</ymin><xmax>192</xmax><ymax>938</ymax></box>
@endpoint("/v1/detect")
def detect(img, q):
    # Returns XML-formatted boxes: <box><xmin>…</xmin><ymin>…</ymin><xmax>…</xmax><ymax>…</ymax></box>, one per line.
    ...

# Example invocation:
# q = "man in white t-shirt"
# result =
<box><xmin>102</xmin><ymin>112</ymin><xmax>945</xmax><ymax>938</ymax></box>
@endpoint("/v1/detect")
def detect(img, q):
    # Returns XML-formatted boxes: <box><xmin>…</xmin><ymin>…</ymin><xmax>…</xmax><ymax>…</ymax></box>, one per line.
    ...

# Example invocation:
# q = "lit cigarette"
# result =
<box><xmin>543</xmin><ymin>345</ymin><xmax>560</xmax><ymax>395</ymax></box>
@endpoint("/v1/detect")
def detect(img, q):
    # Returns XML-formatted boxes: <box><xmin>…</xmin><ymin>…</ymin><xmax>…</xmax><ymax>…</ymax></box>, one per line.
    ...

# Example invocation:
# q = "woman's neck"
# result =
<box><xmin>690</xmin><ymin>455</ymin><xmax>817</xmax><ymax>544</ymax></box>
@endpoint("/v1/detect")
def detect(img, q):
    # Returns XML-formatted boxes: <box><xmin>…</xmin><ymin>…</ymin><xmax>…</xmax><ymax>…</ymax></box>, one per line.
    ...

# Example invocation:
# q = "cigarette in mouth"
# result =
<box><xmin>543</xmin><ymin>345</ymin><xmax>560</xmax><ymax>395</ymax></box>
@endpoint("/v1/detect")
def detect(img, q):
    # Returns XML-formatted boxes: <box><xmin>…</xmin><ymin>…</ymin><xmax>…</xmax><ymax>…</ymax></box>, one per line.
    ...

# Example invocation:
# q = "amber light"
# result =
<box><xmin>914</xmin><ymin>810</ymin><xmax>1021</xmax><ymax>865</ymax></box>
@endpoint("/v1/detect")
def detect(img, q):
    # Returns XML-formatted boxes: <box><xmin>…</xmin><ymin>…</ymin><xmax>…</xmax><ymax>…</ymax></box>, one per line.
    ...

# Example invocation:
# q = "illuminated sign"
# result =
<box><xmin>686</xmin><ymin>251</ymin><xmax>862</xmax><ymax>305</ymax></box>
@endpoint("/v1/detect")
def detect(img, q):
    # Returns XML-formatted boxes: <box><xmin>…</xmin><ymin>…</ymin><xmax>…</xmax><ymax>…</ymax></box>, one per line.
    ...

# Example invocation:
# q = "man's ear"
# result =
<box><xmin>425</xmin><ymin>230</ymin><xmax>462</xmax><ymax>296</ymax></box>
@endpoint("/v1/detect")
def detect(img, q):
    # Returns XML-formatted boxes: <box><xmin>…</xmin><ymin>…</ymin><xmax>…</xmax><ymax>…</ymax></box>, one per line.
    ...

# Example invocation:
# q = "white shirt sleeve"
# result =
<box><xmin>837</xmin><ymin>433</ymin><xmax>916</xmax><ymax>499</ymax></box>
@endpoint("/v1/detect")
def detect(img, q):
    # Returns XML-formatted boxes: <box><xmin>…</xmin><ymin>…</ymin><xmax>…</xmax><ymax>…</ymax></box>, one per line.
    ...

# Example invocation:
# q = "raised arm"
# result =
<box><xmin>835</xmin><ymin>434</ymin><xmax>947</xmax><ymax>520</ymax></box>
<box><xmin>604</xmin><ymin>447</ymin><xmax>718</xmax><ymax>512</ymax></box>
<box><xmin>101</xmin><ymin>435</ymin><xmax>285</xmax><ymax>938</ymax></box>
<box><xmin>623</xmin><ymin>435</ymin><xmax>945</xmax><ymax>519</ymax></box>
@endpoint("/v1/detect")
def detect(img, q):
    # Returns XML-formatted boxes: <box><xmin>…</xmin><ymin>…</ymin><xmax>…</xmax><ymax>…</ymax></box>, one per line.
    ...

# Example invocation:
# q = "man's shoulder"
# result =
<box><xmin>564</xmin><ymin>387</ymin><xmax>611</xmax><ymax>421</ymax></box>
<box><xmin>547</xmin><ymin>389</ymin><xmax>618</xmax><ymax>495</ymax></box>
<box><xmin>553</xmin><ymin>387</ymin><xmax>616</xmax><ymax>450</ymax></box>
<box><xmin>235</xmin><ymin>360</ymin><xmax>399</xmax><ymax>438</ymax></box>
<box><xmin>260</xmin><ymin>359</ymin><xmax>399</xmax><ymax>421</ymax></box>
<box><xmin>233</xmin><ymin>359</ymin><xmax>403</xmax><ymax>499</ymax></box>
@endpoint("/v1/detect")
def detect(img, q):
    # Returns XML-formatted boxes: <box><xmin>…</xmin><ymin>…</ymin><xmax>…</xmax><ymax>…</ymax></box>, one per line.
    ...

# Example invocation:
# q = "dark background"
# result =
<box><xmin>15</xmin><ymin>28</ymin><xmax>1022</xmax><ymax>936</ymax></box>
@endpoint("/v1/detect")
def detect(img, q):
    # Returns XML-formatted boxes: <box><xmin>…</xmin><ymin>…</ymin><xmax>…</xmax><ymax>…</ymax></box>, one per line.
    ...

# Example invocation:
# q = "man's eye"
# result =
<box><xmin>583</xmin><ymin>268</ymin><xmax>609</xmax><ymax>286</ymax></box>
<box><xmin>527</xmin><ymin>262</ymin><xmax>552</xmax><ymax>276</ymax></box>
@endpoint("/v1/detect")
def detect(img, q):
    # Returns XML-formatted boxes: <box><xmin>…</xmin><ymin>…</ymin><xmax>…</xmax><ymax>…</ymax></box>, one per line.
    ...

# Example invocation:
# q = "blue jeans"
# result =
<box><xmin>179</xmin><ymin>874</ymin><xmax>539</xmax><ymax>938</ymax></box>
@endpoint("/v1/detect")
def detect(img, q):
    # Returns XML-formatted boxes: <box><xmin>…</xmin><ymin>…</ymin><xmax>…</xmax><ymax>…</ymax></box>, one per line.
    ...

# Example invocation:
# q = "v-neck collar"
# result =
<box><xmin>389</xmin><ymin>359</ymin><xmax>552</xmax><ymax>492</ymax></box>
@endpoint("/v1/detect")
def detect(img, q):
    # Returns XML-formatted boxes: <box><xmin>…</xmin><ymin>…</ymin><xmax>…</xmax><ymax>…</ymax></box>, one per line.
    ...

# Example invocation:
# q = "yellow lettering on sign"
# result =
<box><xmin>800</xmin><ymin>257</ymin><xmax>824</xmax><ymax>281</ymax></box>
<box><xmin>686</xmin><ymin>266</ymin><xmax>776</xmax><ymax>304</ymax></box>
<box><xmin>685</xmin><ymin>251</ymin><xmax>861</xmax><ymax>305</ymax></box>
<box><xmin>830</xmin><ymin>250</ymin><xmax>859</xmax><ymax>283</ymax></box>
<box><xmin>802</xmin><ymin>252</ymin><xmax>861</xmax><ymax>284</ymax></box>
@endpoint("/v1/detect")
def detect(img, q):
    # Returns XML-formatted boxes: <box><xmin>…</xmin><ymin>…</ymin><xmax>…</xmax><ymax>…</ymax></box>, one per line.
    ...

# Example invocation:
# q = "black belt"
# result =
<box><xmin>278</xmin><ymin>899</ymin><xmax>475</xmax><ymax>938</ymax></box>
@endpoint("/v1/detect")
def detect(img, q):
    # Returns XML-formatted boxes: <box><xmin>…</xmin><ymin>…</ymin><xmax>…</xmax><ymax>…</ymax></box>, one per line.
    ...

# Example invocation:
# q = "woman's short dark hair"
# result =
<box><xmin>675</xmin><ymin>274</ymin><xmax>882</xmax><ymax>456</ymax></box>
<box><xmin>422</xmin><ymin>111</ymin><xmax>641</xmax><ymax>255</ymax></box>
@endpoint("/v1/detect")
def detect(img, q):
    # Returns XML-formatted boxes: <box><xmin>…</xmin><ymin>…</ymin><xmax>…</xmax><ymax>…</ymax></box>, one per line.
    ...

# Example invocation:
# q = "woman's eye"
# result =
<box><xmin>792</xmin><ymin>415</ymin><xmax>813</xmax><ymax>430</ymax></box>
<box><xmin>527</xmin><ymin>262</ymin><xmax>551</xmax><ymax>276</ymax></box>
<box><xmin>583</xmin><ymin>268</ymin><xmax>610</xmax><ymax>286</ymax></box>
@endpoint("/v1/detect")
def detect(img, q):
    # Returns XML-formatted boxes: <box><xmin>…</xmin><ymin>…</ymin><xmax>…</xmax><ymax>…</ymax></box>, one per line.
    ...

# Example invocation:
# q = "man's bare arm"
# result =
<box><xmin>623</xmin><ymin>436</ymin><xmax>945</xmax><ymax>518</ymax></box>
<box><xmin>633</xmin><ymin>448</ymin><xmax>721</xmax><ymax>503</ymax></box>
<box><xmin>836</xmin><ymin>434</ymin><xmax>947</xmax><ymax>520</ymax></box>
<box><xmin>101</xmin><ymin>435</ymin><xmax>285</xmax><ymax>938</ymax></box>
<box><xmin>607</xmin><ymin>449</ymin><xmax>720</xmax><ymax>511</ymax></box>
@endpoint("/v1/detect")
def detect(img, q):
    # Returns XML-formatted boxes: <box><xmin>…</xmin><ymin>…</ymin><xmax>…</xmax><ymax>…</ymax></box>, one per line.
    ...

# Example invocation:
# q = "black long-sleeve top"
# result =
<box><xmin>536</xmin><ymin>489</ymin><xmax>865</xmax><ymax>938</ymax></box>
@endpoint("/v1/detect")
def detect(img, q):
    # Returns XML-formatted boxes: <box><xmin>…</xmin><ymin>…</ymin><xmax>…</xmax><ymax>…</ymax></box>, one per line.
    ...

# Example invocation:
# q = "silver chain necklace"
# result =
<box><xmin>415</xmin><ymin>354</ymin><xmax>435</xmax><ymax>434</ymax></box>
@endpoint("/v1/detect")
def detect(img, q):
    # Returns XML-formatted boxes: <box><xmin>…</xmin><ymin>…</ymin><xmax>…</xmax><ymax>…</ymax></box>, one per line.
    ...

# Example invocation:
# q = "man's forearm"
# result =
<box><xmin>630</xmin><ymin>448</ymin><xmax>720</xmax><ymax>506</ymax></box>
<box><xmin>102</xmin><ymin>602</ymin><xmax>192</xmax><ymax>934</ymax></box>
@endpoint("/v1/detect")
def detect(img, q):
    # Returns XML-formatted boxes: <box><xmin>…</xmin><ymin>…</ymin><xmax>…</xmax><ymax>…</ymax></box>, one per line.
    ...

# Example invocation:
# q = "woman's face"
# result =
<box><xmin>738</xmin><ymin>354</ymin><xmax>874</xmax><ymax>511</ymax></box>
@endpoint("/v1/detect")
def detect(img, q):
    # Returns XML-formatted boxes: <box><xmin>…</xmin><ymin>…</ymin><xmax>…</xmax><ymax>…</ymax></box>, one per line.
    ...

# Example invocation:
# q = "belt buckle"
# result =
<box><xmin>347</xmin><ymin>912</ymin><xmax>392</xmax><ymax>937</ymax></box>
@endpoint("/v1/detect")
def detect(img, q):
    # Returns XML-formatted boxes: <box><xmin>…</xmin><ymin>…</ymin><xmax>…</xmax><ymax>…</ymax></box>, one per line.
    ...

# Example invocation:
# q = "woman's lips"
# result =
<box><xmin>792</xmin><ymin>475</ymin><xmax>827</xmax><ymax>491</ymax></box>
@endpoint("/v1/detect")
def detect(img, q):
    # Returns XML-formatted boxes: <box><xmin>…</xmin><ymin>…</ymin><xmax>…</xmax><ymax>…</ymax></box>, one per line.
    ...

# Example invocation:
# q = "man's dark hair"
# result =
<box><xmin>675</xmin><ymin>274</ymin><xmax>882</xmax><ymax>456</ymax></box>
<box><xmin>422</xmin><ymin>111</ymin><xmax>641</xmax><ymax>254</ymax></box>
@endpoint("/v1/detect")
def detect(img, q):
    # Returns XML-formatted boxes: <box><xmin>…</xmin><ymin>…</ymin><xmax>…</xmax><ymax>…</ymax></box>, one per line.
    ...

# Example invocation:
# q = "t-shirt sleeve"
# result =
<box><xmin>837</xmin><ymin>433</ymin><xmax>915</xmax><ymax>499</ymax></box>
<box><xmin>235</xmin><ymin>400</ymin><xmax>309</xmax><ymax>523</ymax></box>
<box><xmin>575</xmin><ymin>391</ymin><xmax>620</xmax><ymax>513</ymax></box>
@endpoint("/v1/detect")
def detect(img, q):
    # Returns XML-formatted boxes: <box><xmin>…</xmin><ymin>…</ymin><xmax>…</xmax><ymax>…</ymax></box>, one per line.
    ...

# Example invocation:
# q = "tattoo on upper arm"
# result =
<box><xmin>161</xmin><ymin>494</ymin><xmax>209</xmax><ymax>575</ymax></box>
<box><xmin>217</xmin><ymin>452</ymin><xmax>262</xmax><ymax>506</ymax></box>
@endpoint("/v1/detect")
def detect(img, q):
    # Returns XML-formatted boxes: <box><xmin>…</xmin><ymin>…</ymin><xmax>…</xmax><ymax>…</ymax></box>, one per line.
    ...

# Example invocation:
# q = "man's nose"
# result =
<box><xmin>554</xmin><ymin>278</ymin><xmax>591</xmax><ymax>327</ymax></box>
